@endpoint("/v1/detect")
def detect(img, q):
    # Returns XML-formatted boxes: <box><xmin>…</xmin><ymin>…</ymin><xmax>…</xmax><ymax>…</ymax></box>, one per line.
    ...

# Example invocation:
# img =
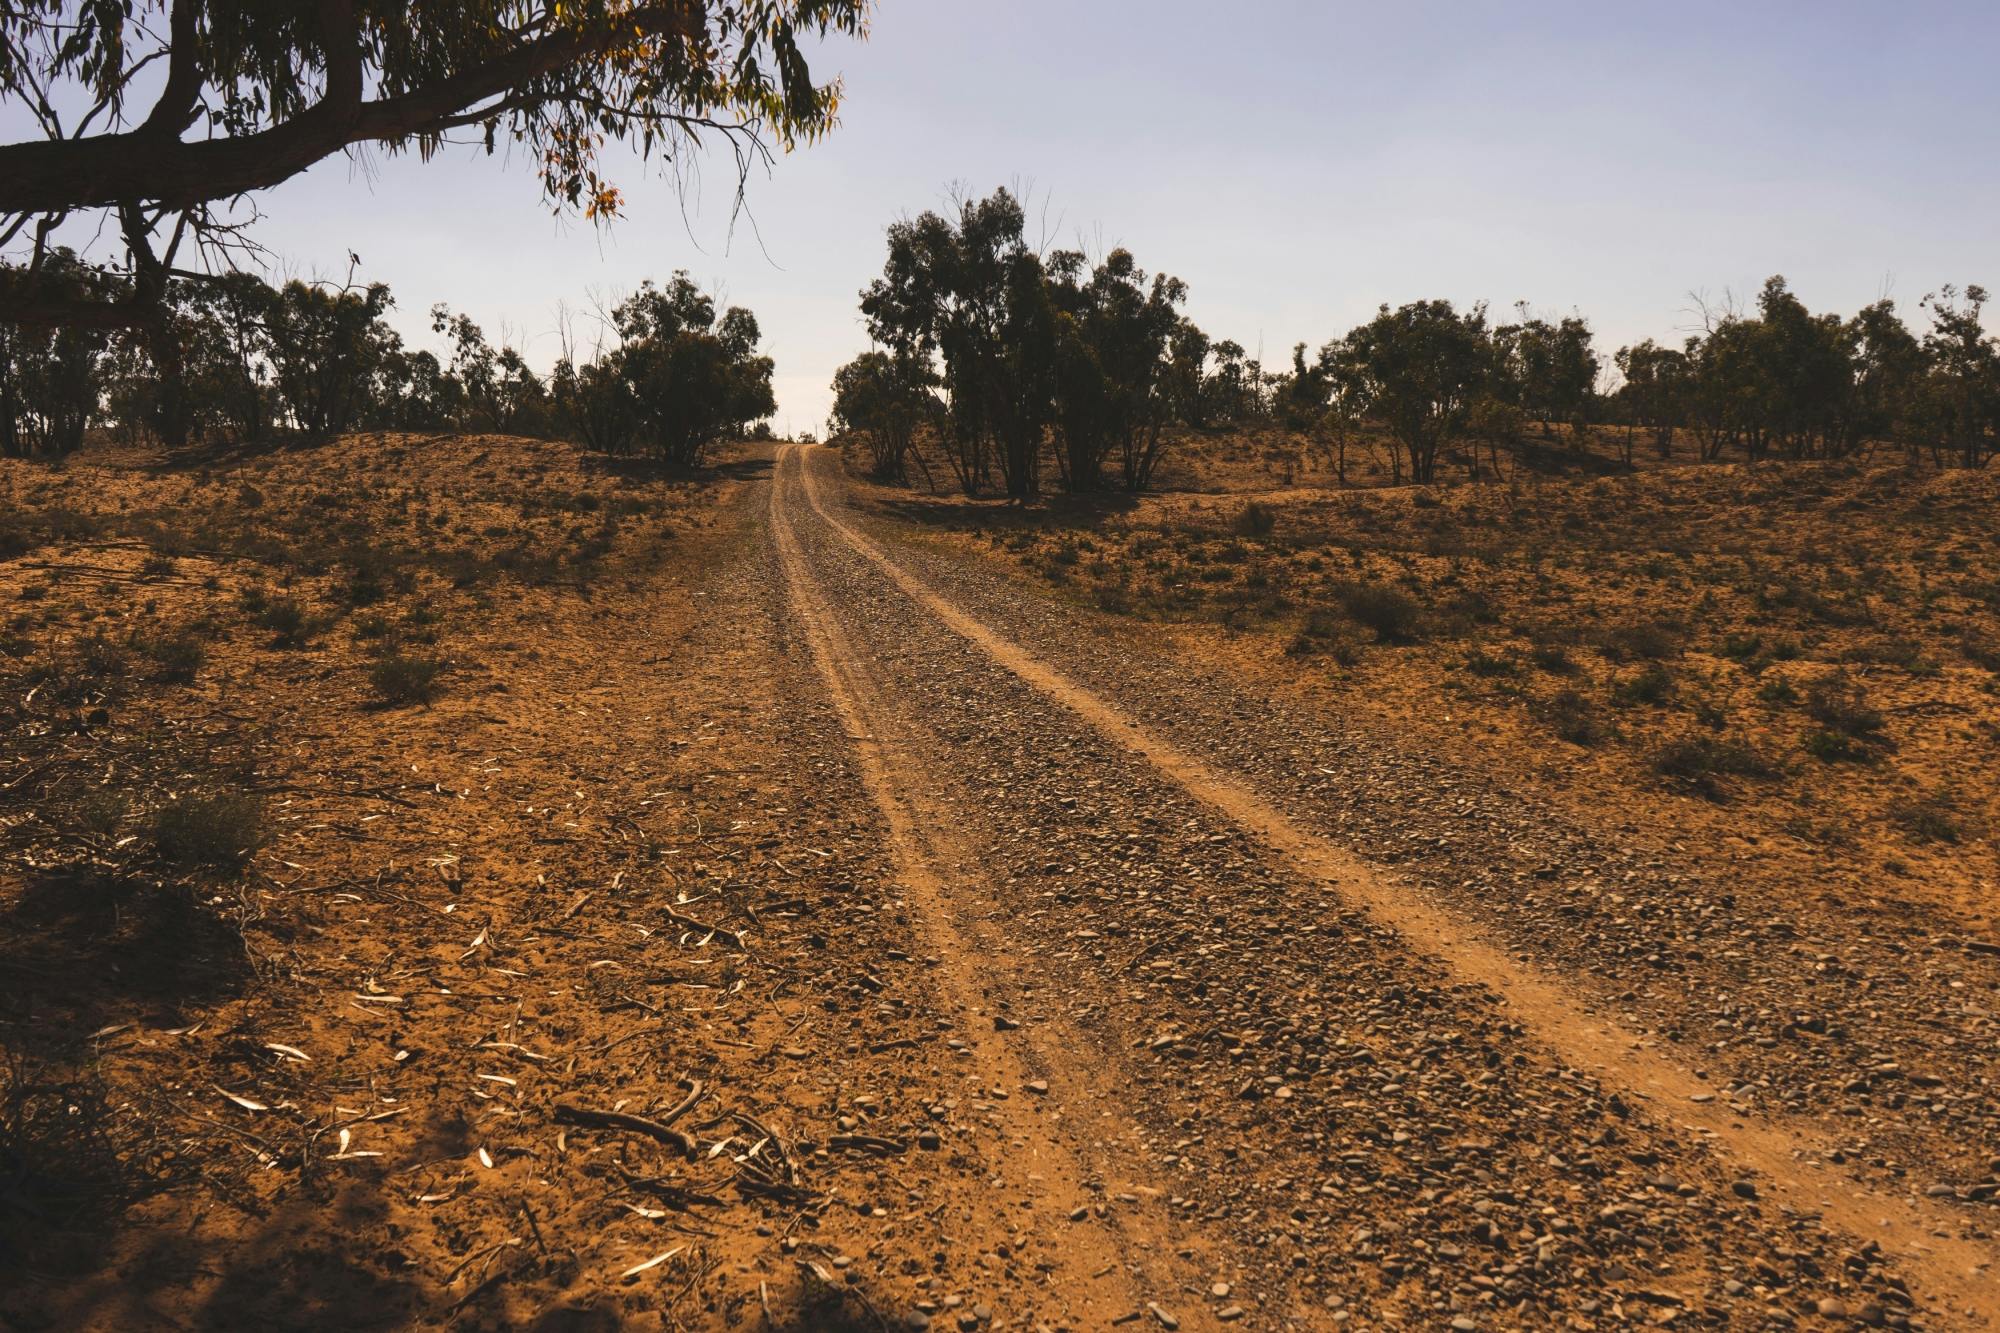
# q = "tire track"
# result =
<box><xmin>783</xmin><ymin>444</ymin><xmax>2000</xmax><ymax>1327</ymax></box>
<box><xmin>769</xmin><ymin>446</ymin><xmax>1223</xmax><ymax>1331</ymax></box>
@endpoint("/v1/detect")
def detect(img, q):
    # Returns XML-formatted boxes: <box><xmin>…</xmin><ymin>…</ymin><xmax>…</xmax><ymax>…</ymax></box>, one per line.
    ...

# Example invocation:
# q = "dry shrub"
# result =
<box><xmin>151</xmin><ymin>793</ymin><xmax>265</xmax><ymax>871</ymax></box>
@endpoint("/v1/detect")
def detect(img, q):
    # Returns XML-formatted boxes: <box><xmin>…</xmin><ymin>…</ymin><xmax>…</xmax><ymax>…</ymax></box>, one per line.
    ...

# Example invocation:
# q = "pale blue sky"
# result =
<box><xmin>15</xmin><ymin>1</ymin><xmax>2000</xmax><ymax>433</ymax></box>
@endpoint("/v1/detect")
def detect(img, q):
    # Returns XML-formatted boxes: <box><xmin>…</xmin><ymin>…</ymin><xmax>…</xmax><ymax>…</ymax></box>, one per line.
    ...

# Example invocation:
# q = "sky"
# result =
<box><xmin>14</xmin><ymin>1</ymin><xmax>2000</xmax><ymax>433</ymax></box>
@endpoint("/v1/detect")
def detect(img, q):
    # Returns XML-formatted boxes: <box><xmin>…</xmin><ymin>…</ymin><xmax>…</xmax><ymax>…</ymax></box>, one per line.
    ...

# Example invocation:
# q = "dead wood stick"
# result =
<box><xmin>554</xmin><ymin>1104</ymin><xmax>695</xmax><ymax>1157</ymax></box>
<box><xmin>661</xmin><ymin>907</ymin><xmax>746</xmax><ymax>949</ymax></box>
<box><xmin>554</xmin><ymin>1080</ymin><xmax>706</xmax><ymax>1158</ymax></box>
<box><xmin>827</xmin><ymin>1133</ymin><xmax>907</xmax><ymax>1156</ymax></box>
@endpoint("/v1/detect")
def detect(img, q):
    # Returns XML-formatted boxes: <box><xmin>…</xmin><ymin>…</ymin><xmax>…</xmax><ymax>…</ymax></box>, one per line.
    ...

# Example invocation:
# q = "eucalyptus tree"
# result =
<box><xmin>1045</xmin><ymin>247</ymin><xmax>1187</xmax><ymax>491</ymax></box>
<box><xmin>861</xmin><ymin>188</ymin><xmax>1055</xmax><ymax>499</ymax></box>
<box><xmin>830</xmin><ymin>349</ymin><xmax>934</xmax><ymax>482</ymax></box>
<box><xmin>1326</xmin><ymin>299</ymin><xmax>1491</xmax><ymax>484</ymax></box>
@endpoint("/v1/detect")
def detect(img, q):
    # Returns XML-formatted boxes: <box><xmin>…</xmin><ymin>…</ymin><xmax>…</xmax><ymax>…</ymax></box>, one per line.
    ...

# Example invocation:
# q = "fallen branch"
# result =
<box><xmin>554</xmin><ymin>1079</ymin><xmax>706</xmax><ymax>1158</ymax></box>
<box><xmin>661</xmin><ymin>907</ymin><xmax>747</xmax><ymax>949</ymax></box>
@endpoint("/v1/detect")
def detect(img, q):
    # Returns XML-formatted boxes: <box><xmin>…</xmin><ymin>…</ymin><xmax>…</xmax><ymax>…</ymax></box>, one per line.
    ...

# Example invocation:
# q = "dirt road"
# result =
<box><xmin>6</xmin><ymin>437</ymin><xmax>1994</xmax><ymax>1331</ymax></box>
<box><xmin>766</xmin><ymin>442</ymin><xmax>2000</xmax><ymax>1329</ymax></box>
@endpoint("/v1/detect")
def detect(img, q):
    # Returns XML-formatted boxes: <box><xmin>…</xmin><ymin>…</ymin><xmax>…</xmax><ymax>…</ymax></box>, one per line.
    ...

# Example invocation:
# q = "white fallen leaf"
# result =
<box><xmin>266</xmin><ymin>1043</ymin><xmax>311</xmax><ymax>1062</ymax></box>
<box><xmin>218</xmin><ymin>1088</ymin><xmax>268</xmax><ymax>1112</ymax></box>
<box><xmin>621</xmin><ymin>1246</ymin><xmax>685</xmax><ymax>1279</ymax></box>
<box><xmin>477</xmin><ymin>1147</ymin><xmax>494</xmax><ymax>1169</ymax></box>
<box><xmin>622</xmin><ymin>1203</ymin><xmax>668</xmax><ymax>1220</ymax></box>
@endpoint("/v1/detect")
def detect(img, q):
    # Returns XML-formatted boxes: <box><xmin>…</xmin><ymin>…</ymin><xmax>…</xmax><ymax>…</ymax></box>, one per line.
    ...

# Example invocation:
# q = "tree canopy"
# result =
<box><xmin>0</xmin><ymin>0</ymin><xmax>868</xmax><ymax>330</ymax></box>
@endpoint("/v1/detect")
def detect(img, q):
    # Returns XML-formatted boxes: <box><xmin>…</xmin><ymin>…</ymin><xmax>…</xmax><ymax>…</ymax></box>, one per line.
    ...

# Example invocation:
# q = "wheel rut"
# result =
<box><xmin>771</xmin><ymin>446</ymin><xmax>1226</xmax><ymax>1331</ymax></box>
<box><xmin>782</xmin><ymin>443</ymin><xmax>2000</xmax><ymax>1328</ymax></box>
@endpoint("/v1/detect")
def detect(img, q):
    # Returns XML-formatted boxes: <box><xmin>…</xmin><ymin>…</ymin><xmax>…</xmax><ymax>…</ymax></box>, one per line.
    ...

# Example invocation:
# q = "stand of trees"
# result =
<box><xmin>0</xmin><ymin>261</ymin><xmax>773</xmax><ymax>464</ymax></box>
<box><xmin>843</xmin><ymin>188</ymin><xmax>1194</xmax><ymax>498</ymax></box>
<box><xmin>835</xmin><ymin>216</ymin><xmax>1999</xmax><ymax>494</ymax></box>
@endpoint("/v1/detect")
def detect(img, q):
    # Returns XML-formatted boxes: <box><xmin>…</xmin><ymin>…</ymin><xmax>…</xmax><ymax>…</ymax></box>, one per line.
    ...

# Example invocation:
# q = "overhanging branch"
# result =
<box><xmin>0</xmin><ymin>4</ymin><xmax>703</xmax><ymax>216</ymax></box>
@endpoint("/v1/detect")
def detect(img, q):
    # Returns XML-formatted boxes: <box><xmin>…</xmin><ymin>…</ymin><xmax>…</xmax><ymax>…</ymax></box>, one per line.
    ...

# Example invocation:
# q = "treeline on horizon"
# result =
<box><xmin>832</xmin><ymin>187</ymin><xmax>2000</xmax><ymax>495</ymax></box>
<box><xmin>0</xmin><ymin>258</ymin><xmax>776</xmax><ymax>465</ymax></box>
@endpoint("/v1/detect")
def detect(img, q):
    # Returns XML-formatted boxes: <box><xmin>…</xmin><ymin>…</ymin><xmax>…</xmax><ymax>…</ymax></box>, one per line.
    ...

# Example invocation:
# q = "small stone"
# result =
<box><xmin>1023</xmin><ymin>1080</ymin><xmax>1049</xmax><ymax>1095</ymax></box>
<box><xmin>917</xmin><ymin>1131</ymin><xmax>942</xmax><ymax>1150</ymax></box>
<box><xmin>1147</xmin><ymin>1303</ymin><xmax>1179</xmax><ymax>1330</ymax></box>
<box><xmin>993</xmin><ymin>1015</ymin><xmax>1020</xmax><ymax>1031</ymax></box>
<box><xmin>1816</xmin><ymin>1298</ymin><xmax>1848</xmax><ymax>1319</ymax></box>
<box><xmin>1451</xmin><ymin>1319</ymin><xmax>1478</xmax><ymax>1332</ymax></box>
<box><xmin>1216</xmin><ymin>1308</ymin><xmax>1245</xmax><ymax>1323</ymax></box>
<box><xmin>1210</xmin><ymin>1283</ymin><xmax>1231</xmax><ymax>1298</ymax></box>
<box><xmin>1730</xmin><ymin>1180</ymin><xmax>1758</xmax><ymax>1199</ymax></box>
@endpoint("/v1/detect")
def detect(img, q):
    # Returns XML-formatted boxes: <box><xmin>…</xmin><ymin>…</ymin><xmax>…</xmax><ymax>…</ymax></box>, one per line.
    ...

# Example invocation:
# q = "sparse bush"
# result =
<box><xmin>1960</xmin><ymin>632</ymin><xmax>2000</xmax><ymax>673</ymax></box>
<box><xmin>1529</xmin><ymin>640</ymin><xmax>1577</xmax><ymax>675</ymax></box>
<box><xmin>1804</xmin><ymin>672</ymin><xmax>1887</xmax><ymax>751</ymax></box>
<box><xmin>1331</xmin><ymin>580</ymin><xmax>1424</xmax><ymax>644</ymax></box>
<box><xmin>370</xmin><ymin>651</ymin><xmax>446</xmax><ymax>705</ymax></box>
<box><xmin>1601</xmin><ymin>618</ymin><xmax>1682</xmax><ymax>661</ymax></box>
<box><xmin>1461</xmin><ymin>648</ymin><xmax>1520</xmax><ymax>678</ymax></box>
<box><xmin>137</xmin><ymin>630</ymin><xmax>205</xmax><ymax>684</ymax></box>
<box><xmin>1287</xmin><ymin>610</ymin><xmax>1362</xmax><ymax>665</ymax></box>
<box><xmin>1542</xmin><ymin>689</ymin><xmax>1608</xmax><ymax>746</ymax></box>
<box><xmin>1611</xmin><ymin>664</ymin><xmax>1675</xmax><ymax>707</ymax></box>
<box><xmin>254</xmin><ymin>596</ymin><xmax>324</xmax><ymax>649</ymax></box>
<box><xmin>1233</xmin><ymin>500</ymin><xmax>1277</xmax><ymax>538</ymax></box>
<box><xmin>1652</xmin><ymin>735</ymin><xmax>1775</xmax><ymax>799</ymax></box>
<box><xmin>24</xmin><ymin>634</ymin><xmax>128</xmax><ymax>704</ymax></box>
<box><xmin>1841</xmin><ymin>637</ymin><xmax>1935</xmax><ymax>675</ymax></box>
<box><xmin>1888</xmin><ymin>791</ymin><xmax>1964</xmax><ymax>845</ymax></box>
<box><xmin>151</xmin><ymin>792</ymin><xmax>265</xmax><ymax>871</ymax></box>
<box><xmin>1756</xmin><ymin>675</ymin><xmax>1799</xmax><ymax>705</ymax></box>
